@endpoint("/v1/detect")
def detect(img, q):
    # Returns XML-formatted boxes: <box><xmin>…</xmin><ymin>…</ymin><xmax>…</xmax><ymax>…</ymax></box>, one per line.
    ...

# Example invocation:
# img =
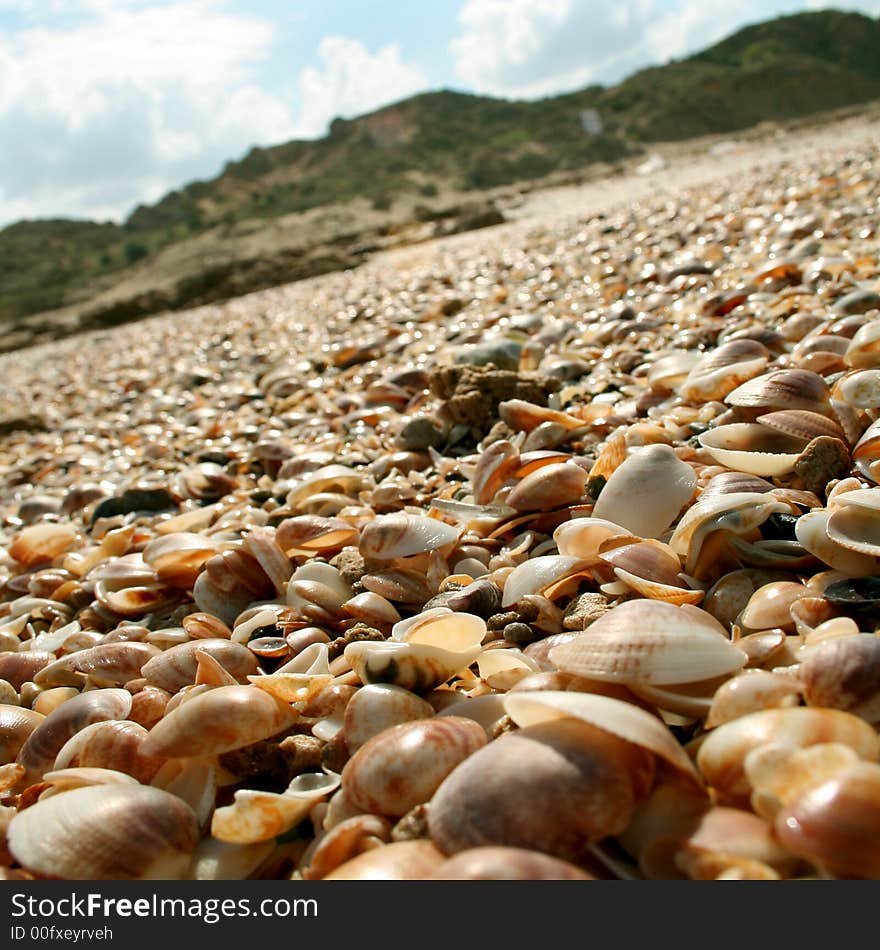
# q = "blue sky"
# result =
<box><xmin>1</xmin><ymin>0</ymin><xmax>878</xmax><ymax>226</ymax></box>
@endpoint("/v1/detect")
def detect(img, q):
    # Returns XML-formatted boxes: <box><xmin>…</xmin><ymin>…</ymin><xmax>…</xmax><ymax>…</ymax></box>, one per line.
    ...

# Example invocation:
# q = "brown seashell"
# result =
<box><xmin>53</xmin><ymin>719</ymin><xmax>163</xmax><ymax>783</ymax></box>
<box><xmin>34</xmin><ymin>642</ymin><xmax>160</xmax><ymax>688</ymax></box>
<box><xmin>774</xmin><ymin>761</ymin><xmax>880</xmax><ymax>878</ymax></box>
<box><xmin>0</xmin><ymin>652</ymin><xmax>54</xmax><ymax>691</ymax></box>
<box><xmin>301</xmin><ymin>814</ymin><xmax>393</xmax><ymax>879</ymax></box>
<box><xmin>428</xmin><ymin>717</ymin><xmax>655</xmax><ymax>862</ymax></box>
<box><xmin>0</xmin><ymin>705</ymin><xmax>45</xmax><ymax>764</ymax></box>
<box><xmin>725</xmin><ymin>368</ymin><xmax>830</xmax><ymax>414</ymax></box>
<box><xmin>431</xmin><ymin>846</ymin><xmax>596</xmax><ymax>880</ymax></box>
<box><xmin>506</xmin><ymin>462</ymin><xmax>586</xmax><ymax>512</ymax></box>
<box><xmin>798</xmin><ymin>635</ymin><xmax>880</xmax><ymax>722</ymax></box>
<box><xmin>341</xmin><ymin>717</ymin><xmax>487</xmax><ymax>817</ymax></box>
<box><xmin>321</xmin><ymin>840</ymin><xmax>446</xmax><ymax>880</ymax></box>
<box><xmin>141</xmin><ymin>685</ymin><xmax>300</xmax><ymax>758</ymax></box>
<box><xmin>141</xmin><ymin>639</ymin><xmax>259</xmax><ymax>692</ymax></box>
<box><xmin>341</xmin><ymin>684</ymin><xmax>435</xmax><ymax>754</ymax></box>
<box><xmin>9</xmin><ymin>523</ymin><xmax>78</xmax><ymax>568</ymax></box>
<box><xmin>8</xmin><ymin>784</ymin><xmax>199</xmax><ymax>879</ymax></box>
<box><xmin>15</xmin><ymin>688</ymin><xmax>133</xmax><ymax>786</ymax></box>
<box><xmin>472</xmin><ymin>440</ymin><xmax>521</xmax><ymax>505</ymax></box>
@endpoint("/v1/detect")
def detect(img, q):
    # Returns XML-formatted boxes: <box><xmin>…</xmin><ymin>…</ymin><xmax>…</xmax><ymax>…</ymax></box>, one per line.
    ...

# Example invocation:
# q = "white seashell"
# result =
<box><xmin>501</xmin><ymin>555</ymin><xmax>590</xmax><ymax>608</ymax></box>
<box><xmin>553</xmin><ymin>518</ymin><xmax>632</xmax><ymax>561</ymax></box>
<box><xmin>191</xmin><ymin>838</ymin><xmax>276</xmax><ymax>880</ymax></box>
<box><xmin>697</xmin><ymin>424</ymin><xmax>806</xmax><ymax>477</ymax></box>
<box><xmin>795</xmin><ymin>508</ymin><xmax>880</xmax><ymax>576</ymax></box>
<box><xmin>549</xmin><ymin>600</ymin><xmax>747</xmax><ymax>686</ymax></box>
<box><xmin>359</xmin><ymin>513</ymin><xmax>461</xmax><ymax>560</ymax></box>
<box><xmin>591</xmin><ymin>444</ymin><xmax>696</xmax><ymax>538</ymax></box>
<box><xmin>342</xmin><ymin>684</ymin><xmax>435</xmax><ymax>753</ymax></box>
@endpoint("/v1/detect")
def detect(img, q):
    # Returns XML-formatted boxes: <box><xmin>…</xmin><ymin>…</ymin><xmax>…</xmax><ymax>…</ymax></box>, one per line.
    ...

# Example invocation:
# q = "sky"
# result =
<box><xmin>1</xmin><ymin>0</ymin><xmax>879</xmax><ymax>228</ymax></box>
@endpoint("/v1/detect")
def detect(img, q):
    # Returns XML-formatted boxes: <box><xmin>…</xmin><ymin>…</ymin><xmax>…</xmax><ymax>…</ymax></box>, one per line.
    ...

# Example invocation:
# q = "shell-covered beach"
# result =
<box><xmin>1</xmin><ymin>112</ymin><xmax>880</xmax><ymax>880</ymax></box>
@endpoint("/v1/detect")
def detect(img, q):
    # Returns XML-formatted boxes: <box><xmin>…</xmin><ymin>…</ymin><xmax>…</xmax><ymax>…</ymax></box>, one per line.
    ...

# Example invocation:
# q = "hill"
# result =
<box><xmin>2</xmin><ymin>8</ymin><xmax>880</xmax><ymax>349</ymax></box>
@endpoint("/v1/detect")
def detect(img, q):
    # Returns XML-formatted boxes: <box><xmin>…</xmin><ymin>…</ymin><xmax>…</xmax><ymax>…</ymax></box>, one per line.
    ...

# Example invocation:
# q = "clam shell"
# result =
<box><xmin>725</xmin><ymin>368</ymin><xmax>830</xmax><ymax>413</ymax></box>
<box><xmin>141</xmin><ymin>685</ymin><xmax>300</xmax><ymax>758</ymax></box>
<box><xmin>431</xmin><ymin>846</ymin><xmax>595</xmax><ymax>880</ymax></box>
<box><xmin>590</xmin><ymin>444</ymin><xmax>696</xmax><ymax>539</ymax></box>
<box><xmin>506</xmin><ymin>462</ymin><xmax>587</xmax><ymax>512</ymax></box>
<box><xmin>341</xmin><ymin>684</ymin><xmax>435</xmax><ymax>753</ymax></box>
<box><xmin>321</xmin><ymin>840</ymin><xmax>446</xmax><ymax>880</ymax></box>
<box><xmin>698</xmin><ymin>424</ymin><xmax>806</xmax><ymax>477</ymax></box>
<box><xmin>0</xmin><ymin>705</ymin><xmax>45</xmax><ymax>764</ymax></box>
<box><xmin>34</xmin><ymin>641</ymin><xmax>160</xmax><ymax>688</ymax></box>
<box><xmin>549</xmin><ymin>600</ymin><xmax>747</xmax><ymax>686</ymax></box>
<box><xmin>141</xmin><ymin>639</ymin><xmax>259</xmax><ymax>692</ymax></box>
<box><xmin>8</xmin><ymin>784</ymin><xmax>199</xmax><ymax>879</ymax></box>
<box><xmin>359</xmin><ymin>513</ymin><xmax>460</xmax><ymax>560</ymax></box>
<box><xmin>342</xmin><ymin>716</ymin><xmax>487</xmax><ymax>817</ymax></box>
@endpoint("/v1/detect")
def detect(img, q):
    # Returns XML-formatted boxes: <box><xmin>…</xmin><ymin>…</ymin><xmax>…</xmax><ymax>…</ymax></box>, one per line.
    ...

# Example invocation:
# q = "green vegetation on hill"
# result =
<box><xmin>2</xmin><ymin>8</ymin><xmax>879</xmax><ymax>329</ymax></box>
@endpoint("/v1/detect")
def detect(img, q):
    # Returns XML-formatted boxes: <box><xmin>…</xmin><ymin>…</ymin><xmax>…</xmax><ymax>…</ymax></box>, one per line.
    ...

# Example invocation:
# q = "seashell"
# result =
<box><xmin>0</xmin><ymin>652</ymin><xmax>54</xmax><ymax>691</ymax></box>
<box><xmin>345</xmin><ymin>609</ymin><xmax>485</xmax><ymax>692</ymax></box>
<box><xmin>0</xmin><ymin>705</ymin><xmax>45</xmax><ymax>765</ymax></box>
<box><xmin>211</xmin><ymin>771</ymin><xmax>340</xmax><ymax>844</ymax></box>
<box><xmin>141</xmin><ymin>532</ymin><xmax>224</xmax><ymax>588</ymax></box>
<box><xmin>360</xmin><ymin>569</ymin><xmax>434</xmax><ymax>605</ymax></box>
<box><xmin>501</xmin><ymin>555</ymin><xmax>591</xmax><ymax>608</ymax></box>
<box><xmin>506</xmin><ymin>462</ymin><xmax>586</xmax><ymax>512</ymax></box>
<box><xmin>553</xmin><ymin>518</ymin><xmax>631</xmax><ymax>561</ymax></box>
<box><xmin>669</xmin><ymin>492</ymin><xmax>792</xmax><ymax>579</ymax></box>
<box><xmin>34</xmin><ymin>642</ymin><xmax>160</xmax><ymax>688</ymax></box>
<box><xmin>549</xmin><ymin>600</ymin><xmax>746</xmax><ymax>687</ymax></box>
<box><xmin>33</xmin><ymin>687</ymin><xmax>80</xmax><ymax>717</ymax></box>
<box><xmin>705</xmin><ymin>670</ymin><xmax>802</xmax><ymax>728</ymax></box>
<box><xmin>342</xmin><ymin>716</ymin><xmax>487</xmax><ymax>817</ymax></box>
<box><xmin>191</xmin><ymin>838</ymin><xmax>276</xmax><ymax>881</ymax></box>
<box><xmin>428</xmin><ymin>715</ymin><xmax>655</xmax><ymax>862</ymax></box>
<box><xmin>590</xmin><ymin>444</ymin><xmax>696</xmax><ymax>538</ymax></box>
<box><xmin>53</xmin><ymin>719</ymin><xmax>163</xmax><ymax>784</ymax></box>
<box><xmin>498</xmin><ymin>399</ymin><xmax>585</xmax><ymax>433</ymax></box>
<box><xmin>341</xmin><ymin>684</ymin><xmax>435</xmax><ymax>753</ymax></box>
<box><xmin>695</xmin><ymin>707</ymin><xmax>880</xmax><ymax>798</ymax></box>
<box><xmin>9</xmin><ymin>523</ymin><xmax>78</xmax><ymax>568</ymax></box>
<box><xmin>182</xmin><ymin>612</ymin><xmax>232</xmax><ymax>639</ymax></box>
<box><xmin>150</xmin><ymin>757</ymin><xmax>217</xmax><ymax>828</ymax></box>
<box><xmin>679</xmin><ymin>340</ymin><xmax>769</xmax><ymax>403</ymax></box>
<box><xmin>700</xmin><ymin>471</ymin><xmax>775</xmax><ymax>498</ymax></box>
<box><xmin>757</xmin><ymin>409</ymin><xmax>847</xmax><ymax>444</ymax></box>
<box><xmin>300</xmin><ymin>813</ymin><xmax>393</xmax><ymax>879</ymax></box>
<box><xmin>241</xmin><ymin>528</ymin><xmax>293</xmax><ymax>596</ymax></box>
<box><xmin>795</xmin><ymin>508</ymin><xmax>880</xmax><ymax>576</ymax></box>
<box><xmin>774</xmin><ymin>760</ymin><xmax>880</xmax><ymax>878</ymax></box>
<box><xmin>798</xmin><ymin>635</ymin><xmax>880</xmax><ymax>722</ymax></box>
<box><xmin>16</xmin><ymin>688</ymin><xmax>133</xmax><ymax>786</ymax></box>
<box><xmin>321</xmin><ymin>840</ymin><xmax>446</xmax><ymax>880</ymax></box>
<box><xmin>502</xmin><ymin>689</ymin><xmax>698</xmax><ymax>777</ymax></box>
<box><xmin>739</xmin><ymin>581</ymin><xmax>809</xmax><ymax>631</ymax></box>
<box><xmin>844</xmin><ymin>319</ymin><xmax>880</xmax><ymax>369</ymax></box>
<box><xmin>725</xmin><ymin>368</ymin><xmax>830</xmax><ymax>414</ymax></box>
<box><xmin>129</xmin><ymin>686</ymin><xmax>172</xmax><ymax>730</ymax></box>
<box><xmin>598</xmin><ymin>540</ymin><xmax>703</xmax><ymax>606</ymax></box>
<box><xmin>359</xmin><ymin>513</ymin><xmax>460</xmax><ymax>560</ymax></box>
<box><xmin>852</xmin><ymin>417</ymin><xmax>880</xmax><ymax>484</ymax></box>
<box><xmin>8</xmin><ymin>784</ymin><xmax>199</xmax><ymax>879</ymax></box>
<box><xmin>431</xmin><ymin>846</ymin><xmax>596</xmax><ymax>880</ymax></box>
<box><xmin>247</xmin><ymin>642</ymin><xmax>333</xmax><ymax>705</ymax></box>
<box><xmin>825</xmin><ymin>490</ymin><xmax>880</xmax><ymax>556</ymax></box>
<box><xmin>435</xmin><ymin>693</ymin><xmax>508</xmax><ymax>736</ymax></box>
<box><xmin>472</xmin><ymin>440</ymin><xmax>521</xmax><ymax>505</ymax></box>
<box><xmin>94</xmin><ymin>580</ymin><xmax>180</xmax><ymax>618</ymax></box>
<box><xmin>275</xmin><ymin>516</ymin><xmax>359</xmax><ymax>554</ymax></box>
<box><xmin>141</xmin><ymin>685</ymin><xmax>300</xmax><ymax>758</ymax></box>
<box><xmin>141</xmin><ymin>639</ymin><xmax>259</xmax><ymax>692</ymax></box>
<box><xmin>284</xmin><ymin>465</ymin><xmax>371</xmax><ymax>508</ymax></box>
<box><xmin>698</xmin><ymin>423</ymin><xmax>806</xmax><ymax>477</ymax></box>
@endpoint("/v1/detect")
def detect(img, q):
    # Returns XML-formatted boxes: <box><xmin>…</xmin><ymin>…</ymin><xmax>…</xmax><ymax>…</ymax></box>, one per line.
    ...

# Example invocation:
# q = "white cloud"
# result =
<box><xmin>0</xmin><ymin>1</ymin><xmax>298</xmax><ymax>225</ymax></box>
<box><xmin>451</xmin><ymin>0</ymin><xmax>880</xmax><ymax>99</ymax></box>
<box><xmin>294</xmin><ymin>36</ymin><xmax>428</xmax><ymax>138</ymax></box>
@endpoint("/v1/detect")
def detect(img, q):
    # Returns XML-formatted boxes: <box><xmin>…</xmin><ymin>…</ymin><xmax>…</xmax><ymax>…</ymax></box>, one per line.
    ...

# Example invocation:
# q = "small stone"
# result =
<box><xmin>278</xmin><ymin>734</ymin><xmax>325</xmax><ymax>778</ymax></box>
<box><xmin>502</xmin><ymin>621</ymin><xmax>540</xmax><ymax>645</ymax></box>
<box><xmin>394</xmin><ymin>416</ymin><xmax>445</xmax><ymax>451</ymax></box>
<box><xmin>390</xmin><ymin>804</ymin><xmax>430</xmax><ymax>842</ymax></box>
<box><xmin>793</xmin><ymin>436</ymin><xmax>852</xmax><ymax>497</ymax></box>
<box><xmin>328</xmin><ymin>623</ymin><xmax>386</xmax><ymax>662</ymax></box>
<box><xmin>330</xmin><ymin>548</ymin><xmax>367</xmax><ymax>588</ymax></box>
<box><xmin>562</xmin><ymin>592</ymin><xmax>611</xmax><ymax>631</ymax></box>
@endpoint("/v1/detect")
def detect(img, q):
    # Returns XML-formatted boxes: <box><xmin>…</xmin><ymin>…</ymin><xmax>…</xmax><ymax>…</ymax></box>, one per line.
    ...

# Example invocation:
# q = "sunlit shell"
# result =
<box><xmin>141</xmin><ymin>532</ymin><xmax>224</xmax><ymax>588</ymax></box>
<box><xmin>756</xmin><ymin>410</ymin><xmax>847</xmax><ymax>444</ymax></box>
<box><xmin>679</xmin><ymin>340</ymin><xmax>769</xmax><ymax>403</ymax></box>
<box><xmin>774</xmin><ymin>760</ymin><xmax>880</xmax><ymax>878</ymax></box>
<box><xmin>553</xmin><ymin>518</ymin><xmax>632</xmax><ymax>561</ymax></box>
<box><xmin>284</xmin><ymin>465</ymin><xmax>371</xmax><ymax>508</ymax></box>
<box><xmin>669</xmin><ymin>492</ymin><xmax>791</xmax><ymax>578</ymax></box>
<box><xmin>16</xmin><ymin>688</ymin><xmax>133</xmax><ymax>785</ymax></box>
<box><xmin>825</xmin><ymin>489</ymin><xmax>880</xmax><ymax>556</ymax></box>
<box><xmin>191</xmin><ymin>838</ymin><xmax>276</xmax><ymax>881</ymax></box>
<box><xmin>211</xmin><ymin>771</ymin><xmax>340</xmax><ymax>844</ymax></box>
<box><xmin>696</xmin><ymin>707</ymin><xmax>880</xmax><ymax>797</ymax></box>
<box><xmin>795</xmin><ymin>508</ymin><xmax>880</xmax><ymax>576</ymax></box>
<box><xmin>739</xmin><ymin>581</ymin><xmax>809</xmax><ymax>631</ymax></box>
<box><xmin>8</xmin><ymin>784</ymin><xmax>199</xmax><ymax>879</ymax></box>
<box><xmin>590</xmin><ymin>444</ymin><xmax>696</xmax><ymax>539</ymax></box>
<box><xmin>275</xmin><ymin>515</ymin><xmax>359</xmax><ymax>553</ymax></box>
<box><xmin>598</xmin><ymin>540</ymin><xmax>703</xmax><ymax>606</ymax></box>
<box><xmin>141</xmin><ymin>639</ymin><xmax>259</xmax><ymax>692</ymax></box>
<box><xmin>321</xmin><ymin>840</ymin><xmax>446</xmax><ymax>880</ymax></box>
<box><xmin>342</xmin><ymin>684</ymin><xmax>435</xmax><ymax>753</ymax></box>
<box><xmin>359</xmin><ymin>513</ymin><xmax>460</xmax><ymax>560</ymax></box>
<box><xmin>431</xmin><ymin>846</ymin><xmax>596</xmax><ymax>880</ymax></box>
<box><xmin>53</xmin><ymin>719</ymin><xmax>163</xmax><ymax>784</ymax></box>
<box><xmin>798</xmin><ymin>635</ymin><xmax>880</xmax><ymax>721</ymax></box>
<box><xmin>0</xmin><ymin>706</ymin><xmax>45</xmax><ymax>765</ymax></box>
<box><xmin>506</xmin><ymin>462</ymin><xmax>587</xmax><ymax>512</ymax></box>
<box><xmin>549</xmin><ymin>600</ymin><xmax>746</xmax><ymax>686</ymax></box>
<box><xmin>697</xmin><ymin>424</ymin><xmax>806</xmax><ymax>477</ymax></box>
<box><xmin>342</xmin><ymin>716</ymin><xmax>487</xmax><ymax>817</ymax></box>
<box><xmin>9</xmin><ymin>523</ymin><xmax>78</xmax><ymax>568</ymax></box>
<box><xmin>34</xmin><ymin>641</ymin><xmax>160</xmax><ymax>689</ymax></box>
<box><xmin>141</xmin><ymin>685</ymin><xmax>300</xmax><ymax>758</ymax></box>
<box><xmin>725</xmin><ymin>368</ymin><xmax>830</xmax><ymax>413</ymax></box>
<box><xmin>844</xmin><ymin>319</ymin><xmax>880</xmax><ymax>369</ymax></box>
<box><xmin>705</xmin><ymin>670</ymin><xmax>802</xmax><ymax>728</ymax></box>
<box><xmin>501</xmin><ymin>554</ymin><xmax>591</xmax><ymax>607</ymax></box>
